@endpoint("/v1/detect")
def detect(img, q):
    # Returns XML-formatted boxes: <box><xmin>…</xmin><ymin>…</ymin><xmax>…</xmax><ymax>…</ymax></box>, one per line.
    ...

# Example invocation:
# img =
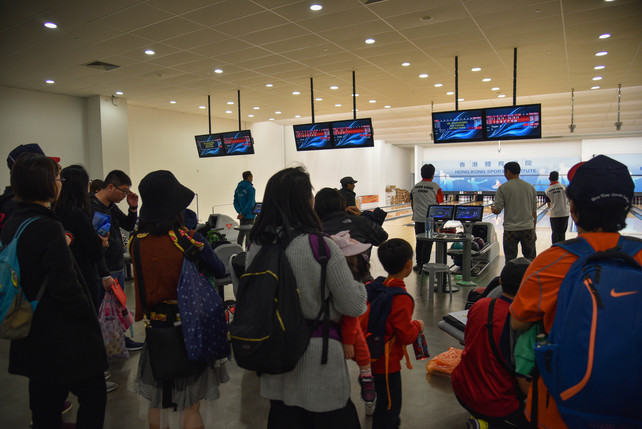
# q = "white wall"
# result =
<box><xmin>0</xmin><ymin>85</ymin><xmax>87</xmax><ymax>187</ymax></box>
<box><xmin>580</xmin><ymin>137</ymin><xmax>642</xmax><ymax>160</ymax></box>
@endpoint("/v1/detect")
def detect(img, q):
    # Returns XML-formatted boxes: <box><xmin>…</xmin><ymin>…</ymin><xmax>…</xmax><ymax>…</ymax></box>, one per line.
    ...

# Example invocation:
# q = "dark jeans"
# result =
<box><xmin>503</xmin><ymin>229</ymin><xmax>536</xmax><ymax>261</ymax></box>
<box><xmin>550</xmin><ymin>216</ymin><xmax>569</xmax><ymax>244</ymax></box>
<box><xmin>373</xmin><ymin>371</ymin><xmax>402</xmax><ymax>429</ymax></box>
<box><xmin>267</xmin><ymin>398</ymin><xmax>360</xmax><ymax>429</ymax></box>
<box><xmin>237</xmin><ymin>218</ymin><xmax>254</xmax><ymax>248</ymax></box>
<box><xmin>29</xmin><ymin>372</ymin><xmax>106</xmax><ymax>429</ymax></box>
<box><xmin>414</xmin><ymin>222</ymin><xmax>433</xmax><ymax>266</ymax></box>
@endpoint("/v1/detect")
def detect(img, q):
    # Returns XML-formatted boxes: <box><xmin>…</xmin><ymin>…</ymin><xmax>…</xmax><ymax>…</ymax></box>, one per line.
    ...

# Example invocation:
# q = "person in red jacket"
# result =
<box><xmin>361</xmin><ymin>239</ymin><xmax>424</xmax><ymax>429</ymax></box>
<box><xmin>451</xmin><ymin>257</ymin><xmax>531</xmax><ymax>428</ymax></box>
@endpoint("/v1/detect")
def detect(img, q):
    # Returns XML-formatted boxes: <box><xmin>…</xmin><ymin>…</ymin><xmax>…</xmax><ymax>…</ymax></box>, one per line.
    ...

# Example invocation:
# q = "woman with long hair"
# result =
<box><xmin>248</xmin><ymin>166</ymin><xmax>367</xmax><ymax>429</ymax></box>
<box><xmin>1</xmin><ymin>153</ymin><xmax>107</xmax><ymax>428</ymax></box>
<box><xmin>53</xmin><ymin>164</ymin><xmax>113</xmax><ymax>309</ymax></box>
<box><xmin>130</xmin><ymin>170</ymin><xmax>228</xmax><ymax>429</ymax></box>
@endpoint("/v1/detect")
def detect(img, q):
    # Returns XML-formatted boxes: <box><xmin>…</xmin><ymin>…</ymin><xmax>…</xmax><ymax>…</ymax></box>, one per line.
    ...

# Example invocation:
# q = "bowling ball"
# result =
<box><xmin>474</xmin><ymin>237</ymin><xmax>485</xmax><ymax>250</ymax></box>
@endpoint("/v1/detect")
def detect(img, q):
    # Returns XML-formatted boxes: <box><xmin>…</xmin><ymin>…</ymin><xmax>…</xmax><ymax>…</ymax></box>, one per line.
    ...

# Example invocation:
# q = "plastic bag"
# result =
<box><xmin>99</xmin><ymin>291</ymin><xmax>129</xmax><ymax>359</ymax></box>
<box><xmin>426</xmin><ymin>347</ymin><xmax>463</xmax><ymax>378</ymax></box>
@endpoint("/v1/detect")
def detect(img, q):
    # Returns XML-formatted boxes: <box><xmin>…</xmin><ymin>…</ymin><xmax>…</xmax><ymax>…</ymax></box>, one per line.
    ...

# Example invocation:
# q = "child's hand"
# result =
<box><xmin>416</xmin><ymin>320</ymin><xmax>425</xmax><ymax>331</ymax></box>
<box><xmin>342</xmin><ymin>344</ymin><xmax>355</xmax><ymax>360</ymax></box>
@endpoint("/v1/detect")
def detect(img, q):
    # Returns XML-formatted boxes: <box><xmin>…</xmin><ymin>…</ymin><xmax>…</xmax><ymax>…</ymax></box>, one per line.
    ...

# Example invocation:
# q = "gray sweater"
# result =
<box><xmin>246</xmin><ymin>234</ymin><xmax>367</xmax><ymax>412</ymax></box>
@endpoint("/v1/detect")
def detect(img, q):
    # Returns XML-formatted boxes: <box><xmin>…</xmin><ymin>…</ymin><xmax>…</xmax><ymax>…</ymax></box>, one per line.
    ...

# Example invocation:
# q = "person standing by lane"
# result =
<box><xmin>491</xmin><ymin>162</ymin><xmax>538</xmax><ymax>261</ymax></box>
<box><xmin>233</xmin><ymin>170</ymin><xmax>255</xmax><ymax>248</ymax></box>
<box><xmin>410</xmin><ymin>164</ymin><xmax>444</xmax><ymax>271</ymax></box>
<box><xmin>338</xmin><ymin>176</ymin><xmax>360</xmax><ymax>214</ymax></box>
<box><xmin>544</xmin><ymin>171</ymin><xmax>569</xmax><ymax>244</ymax></box>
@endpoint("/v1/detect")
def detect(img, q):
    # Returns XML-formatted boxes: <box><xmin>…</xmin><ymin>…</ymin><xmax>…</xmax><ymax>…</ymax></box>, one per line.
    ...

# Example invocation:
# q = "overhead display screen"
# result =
<box><xmin>294</xmin><ymin>122</ymin><xmax>332</xmax><ymax>150</ymax></box>
<box><xmin>222</xmin><ymin>130</ymin><xmax>255</xmax><ymax>156</ymax></box>
<box><xmin>485</xmin><ymin>104</ymin><xmax>541</xmax><ymax>140</ymax></box>
<box><xmin>330</xmin><ymin>118</ymin><xmax>374</xmax><ymax>148</ymax></box>
<box><xmin>195</xmin><ymin>134</ymin><xmax>225</xmax><ymax>158</ymax></box>
<box><xmin>432</xmin><ymin>110</ymin><xmax>484</xmax><ymax>143</ymax></box>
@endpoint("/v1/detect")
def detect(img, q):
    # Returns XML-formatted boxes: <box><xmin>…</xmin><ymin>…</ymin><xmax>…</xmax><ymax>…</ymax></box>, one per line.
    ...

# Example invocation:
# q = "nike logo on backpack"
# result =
<box><xmin>610</xmin><ymin>289</ymin><xmax>638</xmax><ymax>298</ymax></box>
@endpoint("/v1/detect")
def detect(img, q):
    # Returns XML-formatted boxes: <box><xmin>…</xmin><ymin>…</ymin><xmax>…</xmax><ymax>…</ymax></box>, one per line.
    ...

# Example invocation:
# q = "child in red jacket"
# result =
<box><xmin>361</xmin><ymin>239</ymin><xmax>424</xmax><ymax>429</ymax></box>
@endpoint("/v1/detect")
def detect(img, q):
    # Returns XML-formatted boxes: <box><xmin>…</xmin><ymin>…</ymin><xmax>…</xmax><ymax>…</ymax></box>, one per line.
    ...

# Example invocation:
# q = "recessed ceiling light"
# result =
<box><xmin>310</xmin><ymin>4</ymin><xmax>322</xmax><ymax>11</ymax></box>
<box><xmin>482</xmin><ymin>78</ymin><xmax>492</xmax><ymax>82</ymax></box>
<box><xmin>144</xmin><ymin>49</ymin><xmax>155</xmax><ymax>55</ymax></box>
<box><xmin>269</xmin><ymin>118</ymin><xmax>275</xmax><ymax>121</ymax></box>
<box><xmin>295</xmin><ymin>115</ymin><xmax>301</xmax><ymax>118</ymax></box>
<box><xmin>594</xmin><ymin>65</ymin><xmax>606</xmax><ymax>70</ymax></box>
<box><xmin>446</xmin><ymin>91</ymin><xmax>454</xmax><ymax>95</ymax></box>
<box><xmin>45</xmin><ymin>79</ymin><xmax>55</xmax><ymax>84</ymax></box>
<box><xmin>599</xmin><ymin>33</ymin><xmax>611</xmax><ymax>39</ymax></box>
<box><xmin>227</xmin><ymin>101</ymin><xmax>234</xmax><ymax>105</ymax></box>
<box><xmin>275</xmin><ymin>111</ymin><xmax>282</xmax><ymax>114</ymax></box>
<box><xmin>330</xmin><ymin>85</ymin><xmax>339</xmax><ymax>90</ymax></box>
<box><xmin>369</xmin><ymin>99</ymin><xmax>376</xmax><ymax>103</ymax></box>
<box><xmin>315</xmin><ymin>97</ymin><xmax>323</xmax><ymax>101</ymax></box>
<box><xmin>458</xmin><ymin>98</ymin><xmax>464</xmax><ymax>101</ymax></box>
<box><xmin>253</xmin><ymin>106</ymin><xmax>260</xmax><ymax>110</ymax></box>
<box><xmin>595</xmin><ymin>51</ymin><xmax>608</xmax><ymax>56</ymax></box>
<box><xmin>292</xmin><ymin>91</ymin><xmax>301</xmax><ymax>95</ymax></box>
<box><xmin>115</xmin><ymin>91</ymin><xmax>123</xmax><ymax>95</ymax></box>
<box><xmin>365</xmin><ymin>38</ymin><xmax>375</xmax><ymax>44</ymax></box>
<box><xmin>384</xmin><ymin>105</ymin><xmax>391</xmax><ymax>109</ymax></box>
<box><xmin>265</xmin><ymin>83</ymin><xmax>273</xmax><ymax>87</ymax></box>
<box><xmin>352</xmin><ymin>93</ymin><xmax>359</xmax><ymax>97</ymax></box>
<box><xmin>592</xmin><ymin>76</ymin><xmax>603</xmax><ymax>80</ymax></box>
<box><xmin>434</xmin><ymin>83</ymin><xmax>443</xmax><ymax>87</ymax></box>
<box><xmin>402</xmin><ymin>62</ymin><xmax>411</xmax><ymax>67</ymax></box>
<box><xmin>491</xmin><ymin>87</ymin><xmax>500</xmax><ymax>91</ymax></box>
<box><xmin>471</xmin><ymin>67</ymin><xmax>482</xmax><ymax>72</ymax></box>
<box><xmin>604</xmin><ymin>0</ymin><xmax>614</xmax><ymax>2</ymax></box>
<box><xmin>214</xmin><ymin>68</ymin><xmax>223</xmax><ymax>74</ymax></box>
<box><xmin>335</xmin><ymin>104</ymin><xmax>342</xmax><ymax>107</ymax></box>
<box><xmin>420</xmin><ymin>15</ymin><xmax>432</xmax><ymax>22</ymax></box>
<box><xmin>498</xmin><ymin>94</ymin><xmax>506</xmax><ymax>98</ymax></box>
<box><xmin>170</xmin><ymin>101</ymin><xmax>176</xmax><ymax>104</ymax></box>
<box><xmin>591</xmin><ymin>86</ymin><xmax>601</xmax><ymax>89</ymax></box>
<box><xmin>419</xmin><ymin>73</ymin><xmax>429</xmax><ymax>78</ymax></box>
<box><xmin>198</xmin><ymin>106</ymin><xmax>206</xmax><ymax>109</ymax></box>
<box><xmin>248</xmin><ymin>114</ymin><xmax>254</xmax><ymax>118</ymax></box>
<box><xmin>225</xmin><ymin>110</ymin><xmax>232</xmax><ymax>114</ymax></box>
<box><xmin>44</xmin><ymin>22</ymin><xmax>57</xmax><ymax>29</ymax></box>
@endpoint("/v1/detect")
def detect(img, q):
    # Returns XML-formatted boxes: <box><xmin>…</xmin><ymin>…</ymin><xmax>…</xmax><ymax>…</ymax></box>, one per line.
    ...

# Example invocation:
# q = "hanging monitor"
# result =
<box><xmin>330</xmin><ymin>118</ymin><xmax>374</xmax><ymax>148</ymax></box>
<box><xmin>432</xmin><ymin>109</ymin><xmax>484</xmax><ymax>143</ymax></box>
<box><xmin>485</xmin><ymin>104</ymin><xmax>541</xmax><ymax>140</ymax></box>
<box><xmin>294</xmin><ymin>122</ymin><xmax>332</xmax><ymax>151</ymax></box>
<box><xmin>195</xmin><ymin>133</ymin><xmax>225</xmax><ymax>158</ymax></box>
<box><xmin>222</xmin><ymin>130</ymin><xmax>254</xmax><ymax>155</ymax></box>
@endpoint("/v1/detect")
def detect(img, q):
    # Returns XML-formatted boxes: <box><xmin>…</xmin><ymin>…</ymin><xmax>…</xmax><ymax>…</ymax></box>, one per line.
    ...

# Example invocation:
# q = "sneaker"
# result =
<box><xmin>104</xmin><ymin>371</ymin><xmax>111</xmax><ymax>380</ymax></box>
<box><xmin>358</xmin><ymin>375</ymin><xmax>376</xmax><ymax>404</ymax></box>
<box><xmin>106</xmin><ymin>381</ymin><xmax>118</xmax><ymax>393</ymax></box>
<box><xmin>466</xmin><ymin>417</ymin><xmax>488</xmax><ymax>429</ymax></box>
<box><xmin>125</xmin><ymin>337</ymin><xmax>143</xmax><ymax>351</ymax></box>
<box><xmin>365</xmin><ymin>402</ymin><xmax>376</xmax><ymax>416</ymax></box>
<box><xmin>62</xmin><ymin>400</ymin><xmax>73</xmax><ymax>415</ymax></box>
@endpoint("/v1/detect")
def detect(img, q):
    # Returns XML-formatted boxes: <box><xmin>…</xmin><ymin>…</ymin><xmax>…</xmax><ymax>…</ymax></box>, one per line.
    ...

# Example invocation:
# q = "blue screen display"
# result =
<box><xmin>486</xmin><ymin>104</ymin><xmax>541</xmax><ymax>140</ymax></box>
<box><xmin>195</xmin><ymin>134</ymin><xmax>225</xmax><ymax>157</ymax></box>
<box><xmin>432</xmin><ymin>110</ymin><xmax>484</xmax><ymax>143</ymax></box>
<box><xmin>222</xmin><ymin>130</ymin><xmax>254</xmax><ymax>155</ymax></box>
<box><xmin>294</xmin><ymin>122</ymin><xmax>332</xmax><ymax>150</ymax></box>
<box><xmin>330</xmin><ymin>119</ymin><xmax>374</xmax><ymax>148</ymax></box>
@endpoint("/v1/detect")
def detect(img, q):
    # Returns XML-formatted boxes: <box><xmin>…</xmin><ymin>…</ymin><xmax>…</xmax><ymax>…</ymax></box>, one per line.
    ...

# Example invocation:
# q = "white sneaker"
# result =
<box><xmin>365</xmin><ymin>402</ymin><xmax>376</xmax><ymax>416</ymax></box>
<box><xmin>106</xmin><ymin>381</ymin><xmax>118</xmax><ymax>393</ymax></box>
<box><xmin>104</xmin><ymin>371</ymin><xmax>111</xmax><ymax>380</ymax></box>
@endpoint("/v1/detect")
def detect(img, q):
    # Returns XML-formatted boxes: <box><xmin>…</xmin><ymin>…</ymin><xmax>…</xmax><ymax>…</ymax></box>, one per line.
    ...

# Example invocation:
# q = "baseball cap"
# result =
<box><xmin>329</xmin><ymin>230</ymin><xmax>371</xmax><ymax>257</ymax></box>
<box><xmin>340</xmin><ymin>176</ymin><xmax>357</xmax><ymax>186</ymax></box>
<box><xmin>566</xmin><ymin>155</ymin><xmax>633</xmax><ymax>207</ymax></box>
<box><xmin>7</xmin><ymin>143</ymin><xmax>60</xmax><ymax>169</ymax></box>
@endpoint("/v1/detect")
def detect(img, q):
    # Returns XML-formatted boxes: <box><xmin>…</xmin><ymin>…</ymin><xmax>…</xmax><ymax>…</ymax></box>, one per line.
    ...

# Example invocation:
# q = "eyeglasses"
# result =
<box><xmin>114</xmin><ymin>185</ymin><xmax>130</xmax><ymax>195</ymax></box>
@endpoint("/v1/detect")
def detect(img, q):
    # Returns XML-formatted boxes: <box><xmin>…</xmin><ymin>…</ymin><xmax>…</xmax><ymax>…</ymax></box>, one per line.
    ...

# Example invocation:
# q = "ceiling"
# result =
<box><xmin>1</xmin><ymin>0</ymin><xmax>641</xmax><ymax>146</ymax></box>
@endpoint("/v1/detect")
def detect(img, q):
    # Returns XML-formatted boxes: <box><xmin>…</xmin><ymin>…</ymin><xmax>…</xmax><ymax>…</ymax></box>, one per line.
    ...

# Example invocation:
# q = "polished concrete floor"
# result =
<box><xmin>2</xmin><ymin>209</ymin><xmax>641</xmax><ymax>428</ymax></box>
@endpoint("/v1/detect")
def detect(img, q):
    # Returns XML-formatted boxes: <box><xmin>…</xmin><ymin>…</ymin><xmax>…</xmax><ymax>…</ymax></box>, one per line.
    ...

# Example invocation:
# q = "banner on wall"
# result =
<box><xmin>430</xmin><ymin>157</ymin><xmax>580</xmax><ymax>192</ymax></box>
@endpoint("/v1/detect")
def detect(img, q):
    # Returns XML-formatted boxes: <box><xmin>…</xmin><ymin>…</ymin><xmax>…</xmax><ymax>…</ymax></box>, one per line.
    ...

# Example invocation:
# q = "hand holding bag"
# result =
<box><xmin>99</xmin><ymin>291</ymin><xmax>129</xmax><ymax>359</ymax></box>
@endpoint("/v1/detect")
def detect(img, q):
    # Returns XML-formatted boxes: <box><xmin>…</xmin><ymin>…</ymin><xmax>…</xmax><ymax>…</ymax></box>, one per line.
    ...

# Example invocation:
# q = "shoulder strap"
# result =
<box><xmin>13</xmin><ymin>217</ymin><xmax>41</xmax><ymax>241</ymax></box>
<box><xmin>309</xmin><ymin>233</ymin><xmax>330</xmax><ymax>364</ymax></box>
<box><xmin>487</xmin><ymin>298</ymin><xmax>512</xmax><ymax>374</ymax></box>
<box><xmin>618</xmin><ymin>235</ymin><xmax>642</xmax><ymax>257</ymax></box>
<box><xmin>554</xmin><ymin>236</ymin><xmax>594</xmax><ymax>257</ymax></box>
<box><xmin>131</xmin><ymin>236</ymin><xmax>149</xmax><ymax>317</ymax></box>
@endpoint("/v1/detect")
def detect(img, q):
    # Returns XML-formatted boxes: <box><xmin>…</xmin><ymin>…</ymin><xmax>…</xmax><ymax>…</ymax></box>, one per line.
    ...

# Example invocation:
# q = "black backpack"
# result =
<box><xmin>229</xmin><ymin>233</ymin><xmax>329</xmax><ymax>374</ymax></box>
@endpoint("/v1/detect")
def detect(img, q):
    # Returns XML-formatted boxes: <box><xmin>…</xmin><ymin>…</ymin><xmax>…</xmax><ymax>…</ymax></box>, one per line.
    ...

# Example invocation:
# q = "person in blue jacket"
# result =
<box><xmin>233</xmin><ymin>170</ymin><xmax>256</xmax><ymax>247</ymax></box>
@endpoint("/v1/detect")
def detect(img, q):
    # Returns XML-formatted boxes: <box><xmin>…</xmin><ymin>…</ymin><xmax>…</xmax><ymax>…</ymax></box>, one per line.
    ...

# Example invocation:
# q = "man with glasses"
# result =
<box><xmin>91</xmin><ymin>170</ymin><xmax>143</xmax><ymax>359</ymax></box>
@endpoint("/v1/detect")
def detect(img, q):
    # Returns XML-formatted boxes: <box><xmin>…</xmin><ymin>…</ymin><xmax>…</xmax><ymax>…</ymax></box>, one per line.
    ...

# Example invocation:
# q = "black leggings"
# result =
<box><xmin>29</xmin><ymin>372</ymin><xmax>106</xmax><ymax>429</ymax></box>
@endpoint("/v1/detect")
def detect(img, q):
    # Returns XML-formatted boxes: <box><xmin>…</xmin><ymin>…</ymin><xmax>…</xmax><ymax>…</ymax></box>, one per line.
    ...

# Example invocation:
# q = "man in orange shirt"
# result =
<box><xmin>509</xmin><ymin>155</ymin><xmax>641</xmax><ymax>428</ymax></box>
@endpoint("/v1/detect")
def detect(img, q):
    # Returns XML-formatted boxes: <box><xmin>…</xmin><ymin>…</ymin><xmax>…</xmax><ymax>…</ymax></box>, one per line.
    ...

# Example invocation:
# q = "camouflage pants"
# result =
<box><xmin>503</xmin><ymin>229</ymin><xmax>536</xmax><ymax>261</ymax></box>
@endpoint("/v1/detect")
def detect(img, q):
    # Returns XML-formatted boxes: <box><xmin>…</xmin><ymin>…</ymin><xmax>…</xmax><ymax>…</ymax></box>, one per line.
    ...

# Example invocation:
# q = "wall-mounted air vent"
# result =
<box><xmin>84</xmin><ymin>61</ymin><xmax>120</xmax><ymax>71</ymax></box>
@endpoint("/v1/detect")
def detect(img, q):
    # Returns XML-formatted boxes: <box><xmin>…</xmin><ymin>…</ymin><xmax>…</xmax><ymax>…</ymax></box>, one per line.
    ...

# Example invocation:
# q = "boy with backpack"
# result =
<box><xmin>510</xmin><ymin>155</ymin><xmax>642</xmax><ymax>428</ymax></box>
<box><xmin>361</xmin><ymin>238</ymin><xmax>424</xmax><ymax>429</ymax></box>
<box><xmin>451</xmin><ymin>257</ymin><xmax>531</xmax><ymax>428</ymax></box>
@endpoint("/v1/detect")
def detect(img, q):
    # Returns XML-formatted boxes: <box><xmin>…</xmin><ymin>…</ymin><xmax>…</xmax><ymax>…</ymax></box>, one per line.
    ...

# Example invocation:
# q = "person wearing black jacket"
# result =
<box><xmin>2</xmin><ymin>153</ymin><xmax>107</xmax><ymax>428</ymax></box>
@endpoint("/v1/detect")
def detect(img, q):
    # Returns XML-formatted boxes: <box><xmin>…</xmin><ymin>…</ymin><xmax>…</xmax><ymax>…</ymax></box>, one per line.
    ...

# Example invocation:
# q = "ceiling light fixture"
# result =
<box><xmin>592</xmin><ymin>76</ymin><xmax>603</xmax><ymax>80</ymax></box>
<box><xmin>227</xmin><ymin>101</ymin><xmax>234</xmax><ymax>105</ymax></box>
<box><xmin>269</xmin><ymin>118</ymin><xmax>275</xmax><ymax>121</ymax></box>
<box><xmin>248</xmin><ymin>114</ymin><xmax>254</xmax><ymax>118</ymax></box>
<box><xmin>144</xmin><ymin>49</ymin><xmax>155</xmax><ymax>55</ymax></box>
<box><xmin>253</xmin><ymin>106</ymin><xmax>260</xmax><ymax>110</ymax></box>
<box><xmin>482</xmin><ymin>78</ymin><xmax>492</xmax><ymax>82</ymax></box>
<box><xmin>335</xmin><ymin>104</ymin><xmax>342</xmax><ymax>107</ymax></box>
<box><xmin>595</xmin><ymin>51</ymin><xmax>608</xmax><ymax>56</ymax></box>
<box><xmin>352</xmin><ymin>93</ymin><xmax>359</xmax><ymax>96</ymax></box>
<box><xmin>446</xmin><ymin>91</ymin><xmax>454</xmax><ymax>95</ymax></box>
<box><xmin>599</xmin><ymin>33</ymin><xmax>611</xmax><ymax>39</ymax></box>
<box><xmin>491</xmin><ymin>87</ymin><xmax>500</xmax><ymax>91</ymax></box>
<box><xmin>198</xmin><ymin>106</ymin><xmax>206</xmax><ymax>109</ymax></box>
<box><xmin>225</xmin><ymin>110</ymin><xmax>232</xmax><ymax>114</ymax></box>
<box><xmin>471</xmin><ymin>67</ymin><xmax>482</xmax><ymax>72</ymax></box>
<box><xmin>275</xmin><ymin>111</ymin><xmax>282</xmax><ymax>114</ymax></box>
<box><xmin>170</xmin><ymin>101</ymin><xmax>176</xmax><ymax>104</ymax></box>
<box><xmin>369</xmin><ymin>99</ymin><xmax>376</xmax><ymax>103</ymax></box>
<box><xmin>402</xmin><ymin>62</ymin><xmax>410</xmax><ymax>67</ymax></box>
<box><xmin>434</xmin><ymin>83</ymin><xmax>443</xmax><ymax>87</ymax></box>
<box><xmin>310</xmin><ymin>4</ymin><xmax>322</xmax><ymax>11</ymax></box>
<box><xmin>498</xmin><ymin>94</ymin><xmax>506</xmax><ymax>98</ymax></box>
<box><xmin>419</xmin><ymin>73</ymin><xmax>428</xmax><ymax>78</ymax></box>
<box><xmin>292</xmin><ymin>91</ymin><xmax>301</xmax><ymax>95</ymax></box>
<box><xmin>594</xmin><ymin>65</ymin><xmax>606</xmax><ymax>70</ymax></box>
<box><xmin>214</xmin><ymin>68</ymin><xmax>223</xmax><ymax>73</ymax></box>
<box><xmin>265</xmin><ymin>83</ymin><xmax>273</xmax><ymax>87</ymax></box>
<box><xmin>365</xmin><ymin>38</ymin><xmax>375</xmax><ymax>44</ymax></box>
<box><xmin>458</xmin><ymin>98</ymin><xmax>464</xmax><ymax>101</ymax></box>
<box><xmin>45</xmin><ymin>79</ymin><xmax>55</xmax><ymax>84</ymax></box>
<box><xmin>315</xmin><ymin>97</ymin><xmax>323</xmax><ymax>101</ymax></box>
<box><xmin>115</xmin><ymin>91</ymin><xmax>123</xmax><ymax>95</ymax></box>
<box><xmin>384</xmin><ymin>105</ymin><xmax>391</xmax><ymax>109</ymax></box>
<box><xmin>295</xmin><ymin>115</ymin><xmax>301</xmax><ymax>118</ymax></box>
<box><xmin>591</xmin><ymin>86</ymin><xmax>600</xmax><ymax>89</ymax></box>
<box><xmin>330</xmin><ymin>85</ymin><xmax>339</xmax><ymax>90</ymax></box>
<box><xmin>44</xmin><ymin>22</ymin><xmax>57</xmax><ymax>29</ymax></box>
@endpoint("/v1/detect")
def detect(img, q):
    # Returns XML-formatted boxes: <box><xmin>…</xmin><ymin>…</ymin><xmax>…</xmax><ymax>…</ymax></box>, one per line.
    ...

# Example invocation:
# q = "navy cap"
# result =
<box><xmin>340</xmin><ymin>176</ymin><xmax>357</xmax><ymax>186</ymax></box>
<box><xmin>566</xmin><ymin>155</ymin><xmax>633</xmax><ymax>207</ymax></box>
<box><xmin>7</xmin><ymin>143</ymin><xmax>60</xmax><ymax>169</ymax></box>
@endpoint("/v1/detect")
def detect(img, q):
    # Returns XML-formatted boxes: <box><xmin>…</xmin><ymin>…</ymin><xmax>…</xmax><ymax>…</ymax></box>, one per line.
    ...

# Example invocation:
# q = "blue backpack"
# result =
<box><xmin>175</xmin><ymin>232</ymin><xmax>230</xmax><ymax>362</ymax></box>
<box><xmin>534</xmin><ymin>236</ymin><xmax>642</xmax><ymax>428</ymax></box>
<box><xmin>0</xmin><ymin>217</ymin><xmax>47</xmax><ymax>340</ymax></box>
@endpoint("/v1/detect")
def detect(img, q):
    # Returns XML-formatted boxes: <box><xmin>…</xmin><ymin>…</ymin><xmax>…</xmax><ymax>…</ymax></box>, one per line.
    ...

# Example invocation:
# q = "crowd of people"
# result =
<box><xmin>1</xmin><ymin>143</ymin><xmax>639</xmax><ymax>429</ymax></box>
